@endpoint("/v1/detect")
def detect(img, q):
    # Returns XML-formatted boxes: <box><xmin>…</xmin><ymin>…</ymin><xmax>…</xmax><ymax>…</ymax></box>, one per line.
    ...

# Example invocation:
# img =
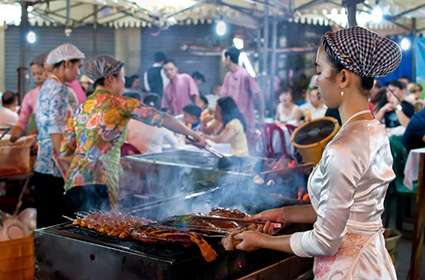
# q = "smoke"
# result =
<box><xmin>118</xmin><ymin>150</ymin><xmax>306</xmax><ymax>220</ymax></box>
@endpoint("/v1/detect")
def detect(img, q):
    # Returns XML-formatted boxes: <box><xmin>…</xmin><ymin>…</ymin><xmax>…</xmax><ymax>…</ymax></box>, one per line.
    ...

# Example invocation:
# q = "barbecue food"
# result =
<box><xmin>73</xmin><ymin>212</ymin><xmax>153</xmax><ymax>239</ymax></box>
<box><xmin>73</xmin><ymin>212</ymin><xmax>218</xmax><ymax>262</ymax></box>
<box><xmin>130</xmin><ymin>226</ymin><xmax>218</xmax><ymax>262</ymax></box>
<box><xmin>160</xmin><ymin>208</ymin><xmax>253</xmax><ymax>236</ymax></box>
<box><xmin>208</xmin><ymin>208</ymin><xmax>249</xmax><ymax>219</ymax></box>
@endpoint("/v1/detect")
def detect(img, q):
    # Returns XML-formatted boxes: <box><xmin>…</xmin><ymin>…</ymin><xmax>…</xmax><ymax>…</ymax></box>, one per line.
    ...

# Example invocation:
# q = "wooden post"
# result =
<box><xmin>408</xmin><ymin>153</ymin><xmax>425</xmax><ymax>280</ymax></box>
<box><xmin>18</xmin><ymin>0</ymin><xmax>29</xmax><ymax>103</ymax></box>
<box><xmin>411</xmin><ymin>18</ymin><xmax>417</xmax><ymax>83</ymax></box>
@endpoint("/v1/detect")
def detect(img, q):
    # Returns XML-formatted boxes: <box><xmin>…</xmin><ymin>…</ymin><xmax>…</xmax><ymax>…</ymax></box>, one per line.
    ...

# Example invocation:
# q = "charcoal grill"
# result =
<box><xmin>36</xmin><ymin>222</ymin><xmax>312</xmax><ymax>280</ymax></box>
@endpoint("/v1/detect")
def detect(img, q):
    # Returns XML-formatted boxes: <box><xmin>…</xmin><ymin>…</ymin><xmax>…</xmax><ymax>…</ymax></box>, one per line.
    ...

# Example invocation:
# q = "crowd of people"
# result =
<box><xmin>0</xmin><ymin>42</ymin><xmax>276</xmax><ymax>227</ymax></box>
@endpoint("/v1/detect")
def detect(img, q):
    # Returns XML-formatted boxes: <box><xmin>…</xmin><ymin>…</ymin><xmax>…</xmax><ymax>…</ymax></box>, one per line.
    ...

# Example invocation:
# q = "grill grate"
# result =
<box><xmin>55</xmin><ymin>223</ymin><xmax>223</xmax><ymax>262</ymax></box>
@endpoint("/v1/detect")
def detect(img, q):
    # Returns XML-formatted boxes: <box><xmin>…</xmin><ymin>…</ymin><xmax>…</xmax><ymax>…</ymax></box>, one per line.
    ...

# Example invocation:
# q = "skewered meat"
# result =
<box><xmin>163</xmin><ymin>208</ymin><xmax>252</xmax><ymax>233</ymax></box>
<box><xmin>73</xmin><ymin>212</ymin><xmax>153</xmax><ymax>239</ymax></box>
<box><xmin>208</xmin><ymin>208</ymin><xmax>249</xmax><ymax>219</ymax></box>
<box><xmin>131</xmin><ymin>227</ymin><xmax>218</xmax><ymax>262</ymax></box>
<box><xmin>73</xmin><ymin>212</ymin><xmax>218</xmax><ymax>262</ymax></box>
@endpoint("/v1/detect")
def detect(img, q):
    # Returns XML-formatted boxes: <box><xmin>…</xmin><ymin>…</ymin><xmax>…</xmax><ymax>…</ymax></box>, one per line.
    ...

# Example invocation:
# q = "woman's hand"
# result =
<box><xmin>9</xmin><ymin>126</ymin><xmax>23</xmax><ymax>143</ymax></box>
<box><xmin>187</xmin><ymin>132</ymin><xmax>206</xmax><ymax>148</ymax></box>
<box><xmin>245</xmin><ymin>208</ymin><xmax>288</xmax><ymax>235</ymax></box>
<box><xmin>381</xmin><ymin>103</ymin><xmax>395</xmax><ymax>113</ymax></box>
<box><xmin>233</xmin><ymin>231</ymin><xmax>268</xmax><ymax>252</ymax></box>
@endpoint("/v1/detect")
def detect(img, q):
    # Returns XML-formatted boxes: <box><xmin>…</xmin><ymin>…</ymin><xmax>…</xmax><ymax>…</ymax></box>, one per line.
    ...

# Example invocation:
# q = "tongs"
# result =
<box><xmin>167</xmin><ymin>214</ymin><xmax>281</xmax><ymax>226</ymax></box>
<box><xmin>253</xmin><ymin>163</ymin><xmax>315</xmax><ymax>185</ymax></box>
<box><xmin>0</xmin><ymin>128</ymin><xmax>10</xmax><ymax>140</ymax></box>
<box><xmin>186</xmin><ymin>135</ymin><xmax>225</xmax><ymax>159</ymax></box>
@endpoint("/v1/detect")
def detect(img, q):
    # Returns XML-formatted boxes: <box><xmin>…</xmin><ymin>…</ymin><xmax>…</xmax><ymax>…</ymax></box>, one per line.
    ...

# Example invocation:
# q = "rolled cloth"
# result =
<box><xmin>323</xmin><ymin>26</ymin><xmax>401</xmax><ymax>78</ymax></box>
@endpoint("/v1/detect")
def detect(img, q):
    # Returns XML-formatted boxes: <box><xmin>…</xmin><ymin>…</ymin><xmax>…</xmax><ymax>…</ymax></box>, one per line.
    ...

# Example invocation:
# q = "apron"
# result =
<box><xmin>313</xmin><ymin>221</ymin><xmax>397</xmax><ymax>280</ymax></box>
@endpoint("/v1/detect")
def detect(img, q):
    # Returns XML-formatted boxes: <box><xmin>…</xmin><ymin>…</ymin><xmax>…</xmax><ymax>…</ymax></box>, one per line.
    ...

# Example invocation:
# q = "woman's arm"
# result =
<box><xmin>293</xmin><ymin>107</ymin><xmax>304</xmax><ymax>124</ymax></box>
<box><xmin>205</xmin><ymin>122</ymin><xmax>236</xmax><ymax>143</ymax></box>
<box><xmin>234</xmin><ymin>231</ymin><xmax>293</xmax><ymax>253</ymax></box>
<box><xmin>395</xmin><ymin>109</ymin><xmax>411</xmax><ymax>127</ymax></box>
<box><xmin>202</xmin><ymin>119</ymin><xmax>221</xmax><ymax>135</ymax></box>
<box><xmin>275</xmin><ymin>104</ymin><xmax>282</xmax><ymax>120</ymax></box>
<box><xmin>282</xmin><ymin>204</ymin><xmax>316</xmax><ymax>224</ymax></box>
<box><xmin>250</xmin><ymin>204</ymin><xmax>316</xmax><ymax>224</ymax></box>
<box><xmin>374</xmin><ymin>103</ymin><xmax>392</xmax><ymax>122</ymax></box>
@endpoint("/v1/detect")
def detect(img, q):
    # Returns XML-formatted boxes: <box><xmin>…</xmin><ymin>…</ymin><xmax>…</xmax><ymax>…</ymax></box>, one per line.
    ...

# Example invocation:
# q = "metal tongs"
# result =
<box><xmin>0</xmin><ymin>128</ymin><xmax>10</xmax><ymax>140</ymax></box>
<box><xmin>186</xmin><ymin>135</ymin><xmax>226</xmax><ymax>159</ymax></box>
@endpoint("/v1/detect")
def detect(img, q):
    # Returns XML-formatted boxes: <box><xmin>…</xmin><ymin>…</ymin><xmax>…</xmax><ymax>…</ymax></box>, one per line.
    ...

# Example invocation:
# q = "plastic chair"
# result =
<box><xmin>263</xmin><ymin>123</ymin><xmax>289</xmax><ymax>158</ymax></box>
<box><xmin>121</xmin><ymin>143</ymin><xmax>141</xmax><ymax>157</ymax></box>
<box><xmin>284</xmin><ymin>124</ymin><xmax>297</xmax><ymax>136</ymax></box>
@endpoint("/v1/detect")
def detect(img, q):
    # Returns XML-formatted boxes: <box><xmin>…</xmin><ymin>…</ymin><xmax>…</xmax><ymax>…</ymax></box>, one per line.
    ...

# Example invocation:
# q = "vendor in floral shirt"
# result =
<box><xmin>33</xmin><ymin>43</ymin><xmax>85</xmax><ymax>228</ymax></box>
<box><xmin>60</xmin><ymin>55</ymin><xmax>204</xmax><ymax>214</ymax></box>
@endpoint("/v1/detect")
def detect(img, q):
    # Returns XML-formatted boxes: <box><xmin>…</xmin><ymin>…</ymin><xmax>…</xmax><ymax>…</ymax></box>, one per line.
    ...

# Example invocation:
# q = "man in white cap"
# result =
<box><xmin>33</xmin><ymin>43</ymin><xmax>85</xmax><ymax>228</ymax></box>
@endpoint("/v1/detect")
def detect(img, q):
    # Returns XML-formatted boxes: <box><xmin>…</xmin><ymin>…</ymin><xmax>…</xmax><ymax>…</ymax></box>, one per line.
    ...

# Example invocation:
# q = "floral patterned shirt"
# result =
<box><xmin>34</xmin><ymin>78</ymin><xmax>77</xmax><ymax>177</ymax></box>
<box><xmin>60</xmin><ymin>89</ymin><xmax>163</xmax><ymax>205</ymax></box>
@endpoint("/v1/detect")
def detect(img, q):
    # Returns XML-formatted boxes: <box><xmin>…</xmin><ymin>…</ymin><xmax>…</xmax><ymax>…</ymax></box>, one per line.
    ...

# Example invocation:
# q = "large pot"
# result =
<box><xmin>291</xmin><ymin>117</ymin><xmax>340</xmax><ymax>164</ymax></box>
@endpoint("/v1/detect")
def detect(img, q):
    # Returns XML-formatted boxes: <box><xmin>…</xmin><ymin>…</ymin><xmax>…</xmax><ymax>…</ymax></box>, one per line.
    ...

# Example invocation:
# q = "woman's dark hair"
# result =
<box><xmin>373</xmin><ymin>88</ymin><xmax>388</xmax><ymax>112</ymax></box>
<box><xmin>322</xmin><ymin>39</ymin><xmax>374</xmax><ymax>91</ymax></box>
<box><xmin>388</xmin><ymin>80</ymin><xmax>406</xmax><ymax>90</ymax></box>
<box><xmin>30</xmin><ymin>53</ymin><xmax>47</xmax><ymax>67</ymax></box>
<box><xmin>217</xmin><ymin>96</ymin><xmax>247</xmax><ymax>132</ymax></box>
<box><xmin>52</xmin><ymin>58</ymin><xmax>81</xmax><ymax>69</ymax></box>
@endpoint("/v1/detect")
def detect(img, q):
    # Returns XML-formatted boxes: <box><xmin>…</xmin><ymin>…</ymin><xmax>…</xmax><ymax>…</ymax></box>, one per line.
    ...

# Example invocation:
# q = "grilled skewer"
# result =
<box><xmin>69</xmin><ymin>211</ymin><xmax>218</xmax><ymax>262</ymax></box>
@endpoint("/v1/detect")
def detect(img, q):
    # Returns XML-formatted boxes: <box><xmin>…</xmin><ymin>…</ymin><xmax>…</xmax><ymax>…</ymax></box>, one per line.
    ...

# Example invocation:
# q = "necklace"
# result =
<box><xmin>342</xmin><ymin>109</ymin><xmax>371</xmax><ymax>129</ymax></box>
<box><xmin>50</xmin><ymin>74</ymin><xmax>63</xmax><ymax>84</ymax></box>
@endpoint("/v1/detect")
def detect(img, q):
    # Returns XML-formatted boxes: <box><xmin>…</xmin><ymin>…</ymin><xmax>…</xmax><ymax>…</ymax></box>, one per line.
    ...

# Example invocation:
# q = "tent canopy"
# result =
<box><xmin>0</xmin><ymin>0</ymin><xmax>424</xmax><ymax>34</ymax></box>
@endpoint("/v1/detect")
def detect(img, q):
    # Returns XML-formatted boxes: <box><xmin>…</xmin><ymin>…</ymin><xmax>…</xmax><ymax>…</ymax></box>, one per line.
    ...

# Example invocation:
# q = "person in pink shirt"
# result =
<box><xmin>67</xmin><ymin>79</ymin><xmax>86</xmax><ymax>105</ymax></box>
<box><xmin>161</xmin><ymin>60</ymin><xmax>201</xmax><ymax>115</ymax></box>
<box><xmin>220</xmin><ymin>47</ymin><xmax>264</xmax><ymax>132</ymax></box>
<box><xmin>9</xmin><ymin>54</ymin><xmax>47</xmax><ymax>142</ymax></box>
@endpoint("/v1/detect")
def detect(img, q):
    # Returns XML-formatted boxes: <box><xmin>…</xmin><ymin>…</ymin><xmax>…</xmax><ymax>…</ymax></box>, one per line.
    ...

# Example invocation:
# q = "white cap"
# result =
<box><xmin>46</xmin><ymin>43</ymin><xmax>85</xmax><ymax>65</ymax></box>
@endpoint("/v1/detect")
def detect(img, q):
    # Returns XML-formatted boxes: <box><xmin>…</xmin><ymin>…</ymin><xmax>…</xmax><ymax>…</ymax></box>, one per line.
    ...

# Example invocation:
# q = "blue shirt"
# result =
<box><xmin>403</xmin><ymin>108</ymin><xmax>425</xmax><ymax>151</ymax></box>
<box><xmin>34</xmin><ymin>78</ymin><xmax>77</xmax><ymax>177</ymax></box>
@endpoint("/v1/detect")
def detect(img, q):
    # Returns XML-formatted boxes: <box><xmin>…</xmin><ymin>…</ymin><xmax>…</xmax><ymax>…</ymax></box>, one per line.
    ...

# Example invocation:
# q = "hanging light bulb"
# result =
<box><xmin>233</xmin><ymin>37</ymin><xmax>244</xmax><ymax>50</ymax></box>
<box><xmin>400</xmin><ymin>37</ymin><xmax>411</xmax><ymax>51</ymax></box>
<box><xmin>215</xmin><ymin>20</ymin><xmax>227</xmax><ymax>36</ymax></box>
<box><xmin>26</xmin><ymin>31</ymin><xmax>37</xmax><ymax>44</ymax></box>
<box><xmin>371</xmin><ymin>6</ymin><xmax>383</xmax><ymax>23</ymax></box>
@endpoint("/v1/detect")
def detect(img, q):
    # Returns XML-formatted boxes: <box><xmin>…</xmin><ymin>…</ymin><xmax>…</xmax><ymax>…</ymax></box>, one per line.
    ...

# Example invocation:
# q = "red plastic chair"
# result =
<box><xmin>121</xmin><ymin>143</ymin><xmax>141</xmax><ymax>157</ymax></box>
<box><xmin>263</xmin><ymin>123</ymin><xmax>289</xmax><ymax>158</ymax></box>
<box><xmin>284</xmin><ymin>124</ymin><xmax>297</xmax><ymax>136</ymax></box>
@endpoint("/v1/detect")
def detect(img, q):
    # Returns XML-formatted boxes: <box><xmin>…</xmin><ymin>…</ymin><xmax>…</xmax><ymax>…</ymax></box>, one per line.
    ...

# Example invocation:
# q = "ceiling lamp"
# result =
<box><xmin>215</xmin><ymin>20</ymin><xmax>227</xmax><ymax>36</ymax></box>
<box><xmin>400</xmin><ymin>37</ymin><xmax>411</xmax><ymax>51</ymax></box>
<box><xmin>371</xmin><ymin>6</ymin><xmax>383</xmax><ymax>23</ymax></box>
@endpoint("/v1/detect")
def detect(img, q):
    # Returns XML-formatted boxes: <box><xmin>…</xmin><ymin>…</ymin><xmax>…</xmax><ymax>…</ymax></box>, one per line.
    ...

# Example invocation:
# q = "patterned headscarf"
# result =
<box><xmin>323</xmin><ymin>26</ymin><xmax>401</xmax><ymax>77</ymax></box>
<box><xmin>46</xmin><ymin>43</ymin><xmax>85</xmax><ymax>65</ymax></box>
<box><xmin>84</xmin><ymin>55</ymin><xmax>124</xmax><ymax>83</ymax></box>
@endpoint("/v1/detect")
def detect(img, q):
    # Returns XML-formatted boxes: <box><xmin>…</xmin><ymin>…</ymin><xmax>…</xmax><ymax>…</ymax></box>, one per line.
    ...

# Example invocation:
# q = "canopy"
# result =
<box><xmin>0</xmin><ymin>0</ymin><xmax>424</xmax><ymax>34</ymax></box>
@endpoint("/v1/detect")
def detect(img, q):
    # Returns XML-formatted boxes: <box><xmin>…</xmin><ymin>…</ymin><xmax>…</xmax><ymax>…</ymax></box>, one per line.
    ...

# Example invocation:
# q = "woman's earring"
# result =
<box><xmin>340</xmin><ymin>91</ymin><xmax>344</xmax><ymax>97</ymax></box>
